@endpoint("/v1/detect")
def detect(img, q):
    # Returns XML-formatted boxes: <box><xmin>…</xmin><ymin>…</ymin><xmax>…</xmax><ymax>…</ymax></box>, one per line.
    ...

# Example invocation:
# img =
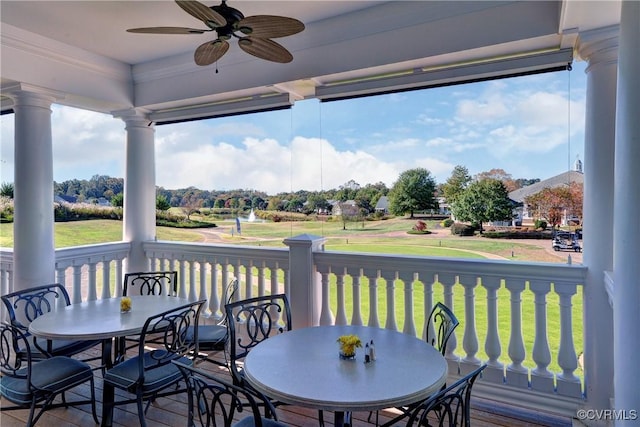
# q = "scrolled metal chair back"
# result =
<box><xmin>1</xmin><ymin>284</ymin><xmax>70</xmax><ymax>333</ymax></box>
<box><xmin>123</xmin><ymin>271</ymin><xmax>178</xmax><ymax>297</ymax></box>
<box><xmin>137</xmin><ymin>300</ymin><xmax>205</xmax><ymax>371</ymax></box>
<box><xmin>407</xmin><ymin>364</ymin><xmax>486</xmax><ymax>427</ymax></box>
<box><xmin>0</xmin><ymin>323</ymin><xmax>30</xmax><ymax>380</ymax></box>
<box><xmin>426</xmin><ymin>302</ymin><xmax>459</xmax><ymax>356</ymax></box>
<box><xmin>174</xmin><ymin>360</ymin><xmax>275</xmax><ymax>427</ymax></box>
<box><xmin>225</xmin><ymin>294</ymin><xmax>291</xmax><ymax>385</ymax></box>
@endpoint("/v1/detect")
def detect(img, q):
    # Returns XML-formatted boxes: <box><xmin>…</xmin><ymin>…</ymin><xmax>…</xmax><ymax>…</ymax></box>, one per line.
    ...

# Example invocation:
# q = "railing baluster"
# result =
<box><xmin>347</xmin><ymin>267</ymin><xmax>363</xmax><ymax>326</ymax></box>
<box><xmin>381</xmin><ymin>270</ymin><xmax>398</xmax><ymax>331</ymax></box>
<box><xmin>483</xmin><ymin>276</ymin><xmax>504</xmax><ymax>383</ymax></box>
<box><xmin>101</xmin><ymin>259</ymin><xmax>111</xmax><ymax>299</ymax></box>
<box><xmin>364</xmin><ymin>268</ymin><xmax>380</xmax><ymax>328</ymax></box>
<box><xmin>257</xmin><ymin>263</ymin><xmax>266</xmax><ymax>297</ymax></box>
<box><xmin>460</xmin><ymin>274</ymin><xmax>480</xmax><ymax>373</ymax></box>
<box><xmin>555</xmin><ymin>281</ymin><xmax>582</xmax><ymax>397</ymax></box>
<box><xmin>335</xmin><ymin>267</ymin><xmax>347</xmax><ymax>326</ymax></box>
<box><xmin>178</xmin><ymin>260</ymin><xmax>187</xmax><ymax>299</ymax></box>
<box><xmin>506</xmin><ymin>280</ymin><xmax>528</xmax><ymax>387</ymax></box>
<box><xmin>530</xmin><ymin>279</ymin><xmax>553</xmax><ymax>392</ymax></box>
<box><xmin>209</xmin><ymin>261</ymin><xmax>220</xmax><ymax>317</ymax></box>
<box><xmin>318</xmin><ymin>266</ymin><xmax>333</xmax><ymax>325</ymax></box>
<box><xmin>419</xmin><ymin>272</ymin><xmax>436</xmax><ymax>342</ymax></box>
<box><xmin>399</xmin><ymin>271</ymin><xmax>416</xmax><ymax>336</ymax></box>
<box><xmin>438</xmin><ymin>273</ymin><xmax>459</xmax><ymax>363</ymax></box>
<box><xmin>72</xmin><ymin>264</ymin><xmax>82</xmax><ymax>304</ymax></box>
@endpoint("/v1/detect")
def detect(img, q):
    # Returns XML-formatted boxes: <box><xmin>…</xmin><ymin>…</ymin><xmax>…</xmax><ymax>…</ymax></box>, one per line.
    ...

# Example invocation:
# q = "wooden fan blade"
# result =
<box><xmin>176</xmin><ymin>0</ymin><xmax>227</xmax><ymax>28</ymax></box>
<box><xmin>195</xmin><ymin>40</ymin><xmax>230</xmax><ymax>65</ymax></box>
<box><xmin>127</xmin><ymin>27</ymin><xmax>208</xmax><ymax>34</ymax></box>
<box><xmin>238</xmin><ymin>37</ymin><xmax>293</xmax><ymax>63</ymax></box>
<box><xmin>236</xmin><ymin>15</ymin><xmax>305</xmax><ymax>38</ymax></box>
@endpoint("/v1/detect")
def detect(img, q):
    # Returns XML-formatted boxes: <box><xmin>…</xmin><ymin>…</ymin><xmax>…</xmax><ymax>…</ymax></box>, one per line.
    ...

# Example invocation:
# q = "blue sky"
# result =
<box><xmin>0</xmin><ymin>62</ymin><xmax>587</xmax><ymax>195</ymax></box>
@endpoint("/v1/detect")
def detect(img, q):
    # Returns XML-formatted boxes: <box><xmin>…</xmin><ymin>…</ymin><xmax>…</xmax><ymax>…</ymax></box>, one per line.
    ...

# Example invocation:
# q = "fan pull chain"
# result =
<box><xmin>215</xmin><ymin>61</ymin><xmax>219</xmax><ymax>74</ymax></box>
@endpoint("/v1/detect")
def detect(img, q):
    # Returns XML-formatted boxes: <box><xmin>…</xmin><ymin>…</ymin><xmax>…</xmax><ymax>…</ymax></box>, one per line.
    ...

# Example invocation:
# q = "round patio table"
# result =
<box><xmin>243</xmin><ymin>325</ymin><xmax>448</xmax><ymax>427</ymax></box>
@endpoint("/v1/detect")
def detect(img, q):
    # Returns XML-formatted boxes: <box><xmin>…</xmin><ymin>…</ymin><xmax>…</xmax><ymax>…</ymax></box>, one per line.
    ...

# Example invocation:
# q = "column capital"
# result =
<box><xmin>576</xmin><ymin>25</ymin><xmax>619</xmax><ymax>72</ymax></box>
<box><xmin>112</xmin><ymin>108</ymin><xmax>153</xmax><ymax>129</ymax></box>
<box><xmin>0</xmin><ymin>83</ymin><xmax>65</xmax><ymax>108</ymax></box>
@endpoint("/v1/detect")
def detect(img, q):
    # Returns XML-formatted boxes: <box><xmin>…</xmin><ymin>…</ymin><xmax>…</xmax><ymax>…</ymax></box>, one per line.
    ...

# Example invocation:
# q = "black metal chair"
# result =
<box><xmin>224</xmin><ymin>293</ymin><xmax>292</xmax><ymax>390</ymax></box>
<box><xmin>426</xmin><ymin>302</ymin><xmax>460</xmax><ymax>356</ymax></box>
<box><xmin>406</xmin><ymin>364</ymin><xmax>486</xmax><ymax>427</ymax></box>
<box><xmin>123</xmin><ymin>270</ymin><xmax>178</xmax><ymax>296</ymax></box>
<box><xmin>186</xmin><ymin>277</ymin><xmax>239</xmax><ymax>366</ymax></box>
<box><xmin>173</xmin><ymin>360</ymin><xmax>290</xmax><ymax>427</ymax></box>
<box><xmin>0</xmin><ymin>284</ymin><xmax>101</xmax><ymax>362</ymax></box>
<box><xmin>371</xmin><ymin>302</ymin><xmax>460</xmax><ymax>427</ymax></box>
<box><xmin>102</xmin><ymin>299</ymin><xmax>206</xmax><ymax>427</ymax></box>
<box><xmin>0</xmin><ymin>322</ymin><xmax>100</xmax><ymax>427</ymax></box>
<box><xmin>118</xmin><ymin>271</ymin><xmax>179</xmax><ymax>359</ymax></box>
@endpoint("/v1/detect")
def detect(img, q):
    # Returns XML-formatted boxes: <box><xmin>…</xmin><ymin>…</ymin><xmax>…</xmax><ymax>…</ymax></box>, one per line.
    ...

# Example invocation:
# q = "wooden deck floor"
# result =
<box><xmin>1</xmin><ymin>345</ymin><xmax>574</xmax><ymax>427</ymax></box>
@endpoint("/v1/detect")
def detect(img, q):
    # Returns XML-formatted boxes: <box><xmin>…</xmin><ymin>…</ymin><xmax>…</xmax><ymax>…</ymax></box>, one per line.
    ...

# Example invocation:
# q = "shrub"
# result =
<box><xmin>440</xmin><ymin>218</ymin><xmax>454</xmax><ymax>228</ymax></box>
<box><xmin>451</xmin><ymin>222</ymin><xmax>475</xmax><ymax>236</ymax></box>
<box><xmin>534</xmin><ymin>219</ymin><xmax>547</xmax><ymax>230</ymax></box>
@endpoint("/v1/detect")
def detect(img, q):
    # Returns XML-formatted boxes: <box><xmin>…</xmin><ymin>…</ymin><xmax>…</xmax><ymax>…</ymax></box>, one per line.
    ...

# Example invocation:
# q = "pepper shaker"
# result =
<box><xmin>369</xmin><ymin>340</ymin><xmax>376</xmax><ymax>361</ymax></box>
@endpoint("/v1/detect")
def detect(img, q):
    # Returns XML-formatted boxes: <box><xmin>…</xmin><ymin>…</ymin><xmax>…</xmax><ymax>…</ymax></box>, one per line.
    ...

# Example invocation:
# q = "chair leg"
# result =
<box><xmin>89</xmin><ymin>377</ymin><xmax>99</xmax><ymax>424</ymax></box>
<box><xmin>26</xmin><ymin>399</ymin><xmax>37</xmax><ymax>427</ymax></box>
<box><xmin>137</xmin><ymin>395</ymin><xmax>147</xmax><ymax>427</ymax></box>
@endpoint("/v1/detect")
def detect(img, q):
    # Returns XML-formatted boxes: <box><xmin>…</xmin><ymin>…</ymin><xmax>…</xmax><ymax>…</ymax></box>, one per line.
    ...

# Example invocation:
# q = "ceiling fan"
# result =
<box><xmin>126</xmin><ymin>0</ymin><xmax>305</xmax><ymax>65</ymax></box>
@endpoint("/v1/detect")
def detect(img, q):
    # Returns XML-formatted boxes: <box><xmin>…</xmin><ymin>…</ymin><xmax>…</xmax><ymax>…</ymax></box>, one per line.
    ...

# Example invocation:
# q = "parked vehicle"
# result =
<box><xmin>552</xmin><ymin>231</ymin><xmax>582</xmax><ymax>252</ymax></box>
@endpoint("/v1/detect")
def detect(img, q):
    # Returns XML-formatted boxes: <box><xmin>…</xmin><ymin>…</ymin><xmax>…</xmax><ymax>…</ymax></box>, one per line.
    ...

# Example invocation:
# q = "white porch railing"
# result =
<box><xmin>0</xmin><ymin>236</ymin><xmax>587</xmax><ymax>417</ymax></box>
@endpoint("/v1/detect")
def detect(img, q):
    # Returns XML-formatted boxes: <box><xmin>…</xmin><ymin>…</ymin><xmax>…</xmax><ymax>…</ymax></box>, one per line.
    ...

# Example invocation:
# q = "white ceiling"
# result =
<box><xmin>0</xmin><ymin>1</ymin><xmax>621</xmax><ymax>120</ymax></box>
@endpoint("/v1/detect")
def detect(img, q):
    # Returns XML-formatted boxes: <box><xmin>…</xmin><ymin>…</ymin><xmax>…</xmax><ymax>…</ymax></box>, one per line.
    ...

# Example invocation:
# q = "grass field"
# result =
<box><xmin>0</xmin><ymin>217</ymin><xmax>583</xmax><ymax>379</ymax></box>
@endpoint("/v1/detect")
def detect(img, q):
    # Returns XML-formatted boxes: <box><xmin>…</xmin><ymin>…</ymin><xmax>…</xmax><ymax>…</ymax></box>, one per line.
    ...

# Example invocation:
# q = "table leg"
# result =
<box><xmin>101</xmin><ymin>382</ymin><xmax>115</xmax><ymax>427</ymax></box>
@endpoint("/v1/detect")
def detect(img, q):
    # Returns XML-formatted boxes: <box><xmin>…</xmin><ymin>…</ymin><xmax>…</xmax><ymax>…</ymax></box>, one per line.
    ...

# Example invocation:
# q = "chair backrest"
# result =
<box><xmin>224</xmin><ymin>294</ymin><xmax>291</xmax><ymax>385</ymax></box>
<box><xmin>407</xmin><ymin>364</ymin><xmax>487</xmax><ymax>427</ymax></box>
<box><xmin>1</xmin><ymin>284</ymin><xmax>71</xmax><ymax>335</ymax></box>
<box><xmin>123</xmin><ymin>271</ymin><xmax>178</xmax><ymax>297</ymax></box>
<box><xmin>173</xmin><ymin>360</ymin><xmax>278</xmax><ymax>427</ymax></box>
<box><xmin>134</xmin><ymin>299</ymin><xmax>206</xmax><ymax>381</ymax></box>
<box><xmin>426</xmin><ymin>302</ymin><xmax>460</xmax><ymax>356</ymax></box>
<box><xmin>219</xmin><ymin>277</ymin><xmax>239</xmax><ymax>321</ymax></box>
<box><xmin>0</xmin><ymin>322</ymin><xmax>32</xmax><ymax>384</ymax></box>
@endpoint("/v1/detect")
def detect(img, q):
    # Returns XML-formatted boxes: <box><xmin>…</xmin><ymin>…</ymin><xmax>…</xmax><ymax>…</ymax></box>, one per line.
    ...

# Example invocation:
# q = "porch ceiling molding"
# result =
<box><xmin>0</xmin><ymin>1</ymin><xmax>622</xmax><ymax>120</ymax></box>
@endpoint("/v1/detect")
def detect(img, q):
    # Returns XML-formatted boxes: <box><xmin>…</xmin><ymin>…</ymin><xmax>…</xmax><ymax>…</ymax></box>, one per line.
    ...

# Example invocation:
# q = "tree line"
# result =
<box><xmin>3</xmin><ymin>167</ymin><xmax>580</xmax><ymax>229</ymax></box>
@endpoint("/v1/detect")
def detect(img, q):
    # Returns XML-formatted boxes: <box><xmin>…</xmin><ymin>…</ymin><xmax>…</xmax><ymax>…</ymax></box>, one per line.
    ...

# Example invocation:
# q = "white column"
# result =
<box><xmin>613</xmin><ymin>2</ymin><xmax>640</xmax><ymax>424</ymax></box>
<box><xmin>3</xmin><ymin>84</ymin><xmax>62</xmax><ymax>291</ymax></box>
<box><xmin>283</xmin><ymin>234</ymin><xmax>325</xmax><ymax>329</ymax></box>
<box><xmin>576</xmin><ymin>26</ymin><xmax>618</xmax><ymax>419</ymax></box>
<box><xmin>113</xmin><ymin>109</ymin><xmax>156</xmax><ymax>274</ymax></box>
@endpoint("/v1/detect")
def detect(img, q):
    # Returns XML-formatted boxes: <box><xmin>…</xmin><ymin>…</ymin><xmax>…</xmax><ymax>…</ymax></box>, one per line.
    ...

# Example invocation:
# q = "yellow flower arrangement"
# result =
<box><xmin>337</xmin><ymin>334</ymin><xmax>362</xmax><ymax>356</ymax></box>
<box><xmin>120</xmin><ymin>297</ymin><xmax>132</xmax><ymax>312</ymax></box>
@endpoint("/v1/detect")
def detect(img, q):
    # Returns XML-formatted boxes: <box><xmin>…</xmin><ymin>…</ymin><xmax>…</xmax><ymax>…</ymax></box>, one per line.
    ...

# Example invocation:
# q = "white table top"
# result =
<box><xmin>243</xmin><ymin>325</ymin><xmax>448</xmax><ymax>412</ymax></box>
<box><xmin>28</xmin><ymin>296</ymin><xmax>190</xmax><ymax>341</ymax></box>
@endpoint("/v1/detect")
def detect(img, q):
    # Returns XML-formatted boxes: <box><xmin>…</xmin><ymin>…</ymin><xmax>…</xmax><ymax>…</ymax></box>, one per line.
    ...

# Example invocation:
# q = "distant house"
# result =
<box><xmin>374</xmin><ymin>196</ymin><xmax>389</xmax><ymax>214</ymax></box>
<box><xmin>508</xmin><ymin>159</ymin><xmax>584</xmax><ymax>226</ymax></box>
<box><xmin>332</xmin><ymin>200</ymin><xmax>358</xmax><ymax>216</ymax></box>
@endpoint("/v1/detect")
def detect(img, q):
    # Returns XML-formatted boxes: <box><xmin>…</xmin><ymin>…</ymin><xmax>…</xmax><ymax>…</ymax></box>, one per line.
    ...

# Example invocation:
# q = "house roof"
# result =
<box><xmin>508</xmin><ymin>170</ymin><xmax>584</xmax><ymax>203</ymax></box>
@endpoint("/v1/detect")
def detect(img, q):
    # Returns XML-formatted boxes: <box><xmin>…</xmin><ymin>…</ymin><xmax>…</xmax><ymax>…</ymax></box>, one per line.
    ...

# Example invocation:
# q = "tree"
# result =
<box><xmin>475</xmin><ymin>168</ymin><xmax>520</xmax><ymax>192</ymax></box>
<box><xmin>156</xmin><ymin>195</ymin><xmax>171</xmax><ymax>211</ymax></box>
<box><xmin>451</xmin><ymin>178</ymin><xmax>513</xmax><ymax>233</ymax></box>
<box><xmin>110</xmin><ymin>193</ymin><xmax>123</xmax><ymax>207</ymax></box>
<box><xmin>524</xmin><ymin>182</ymin><xmax>583</xmax><ymax>228</ymax></box>
<box><xmin>388</xmin><ymin>168</ymin><xmax>437</xmax><ymax>218</ymax></box>
<box><xmin>0</xmin><ymin>182</ymin><xmax>14</xmax><ymax>198</ymax></box>
<box><xmin>441</xmin><ymin>165</ymin><xmax>472</xmax><ymax>205</ymax></box>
